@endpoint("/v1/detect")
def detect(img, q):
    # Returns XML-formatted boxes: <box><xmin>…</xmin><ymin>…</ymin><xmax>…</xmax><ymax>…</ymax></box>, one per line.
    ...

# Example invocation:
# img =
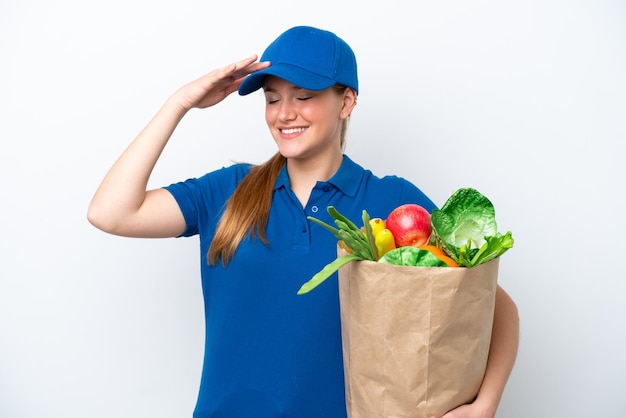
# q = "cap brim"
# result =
<box><xmin>238</xmin><ymin>63</ymin><xmax>336</xmax><ymax>96</ymax></box>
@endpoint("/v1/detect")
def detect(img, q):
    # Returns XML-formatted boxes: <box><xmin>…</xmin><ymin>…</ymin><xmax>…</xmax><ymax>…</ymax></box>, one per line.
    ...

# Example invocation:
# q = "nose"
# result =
<box><xmin>278</xmin><ymin>100</ymin><xmax>297</xmax><ymax>121</ymax></box>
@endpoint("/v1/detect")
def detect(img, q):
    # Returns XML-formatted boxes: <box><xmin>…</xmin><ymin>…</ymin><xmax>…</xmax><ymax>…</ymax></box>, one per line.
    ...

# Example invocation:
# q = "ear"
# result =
<box><xmin>340</xmin><ymin>88</ymin><xmax>358</xmax><ymax>119</ymax></box>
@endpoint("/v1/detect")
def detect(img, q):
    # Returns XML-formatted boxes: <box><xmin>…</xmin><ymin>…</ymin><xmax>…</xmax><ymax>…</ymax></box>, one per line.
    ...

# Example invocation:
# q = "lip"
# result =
<box><xmin>279</xmin><ymin>126</ymin><xmax>308</xmax><ymax>136</ymax></box>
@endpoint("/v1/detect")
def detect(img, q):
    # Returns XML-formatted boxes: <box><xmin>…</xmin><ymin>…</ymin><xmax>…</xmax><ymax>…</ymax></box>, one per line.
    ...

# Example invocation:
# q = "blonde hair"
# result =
<box><xmin>207</xmin><ymin>85</ymin><xmax>351</xmax><ymax>266</ymax></box>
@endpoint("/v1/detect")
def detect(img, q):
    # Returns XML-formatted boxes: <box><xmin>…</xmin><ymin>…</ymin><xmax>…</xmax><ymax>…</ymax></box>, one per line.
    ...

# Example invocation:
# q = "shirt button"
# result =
<box><xmin>311</xmin><ymin>206</ymin><xmax>319</xmax><ymax>213</ymax></box>
<box><xmin>323</xmin><ymin>186</ymin><xmax>330</xmax><ymax>192</ymax></box>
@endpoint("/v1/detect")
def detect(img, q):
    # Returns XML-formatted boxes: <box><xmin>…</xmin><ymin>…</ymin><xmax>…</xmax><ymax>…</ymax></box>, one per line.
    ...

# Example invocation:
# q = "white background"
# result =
<box><xmin>1</xmin><ymin>0</ymin><xmax>625</xmax><ymax>417</ymax></box>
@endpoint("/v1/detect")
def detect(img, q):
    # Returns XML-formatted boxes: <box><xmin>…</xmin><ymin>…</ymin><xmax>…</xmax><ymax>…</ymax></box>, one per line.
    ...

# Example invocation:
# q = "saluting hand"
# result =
<box><xmin>172</xmin><ymin>55</ymin><xmax>270</xmax><ymax>112</ymax></box>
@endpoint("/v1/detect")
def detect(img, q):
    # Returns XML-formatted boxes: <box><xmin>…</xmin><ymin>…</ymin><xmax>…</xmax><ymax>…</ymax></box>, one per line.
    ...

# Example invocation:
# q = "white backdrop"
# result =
<box><xmin>1</xmin><ymin>0</ymin><xmax>625</xmax><ymax>417</ymax></box>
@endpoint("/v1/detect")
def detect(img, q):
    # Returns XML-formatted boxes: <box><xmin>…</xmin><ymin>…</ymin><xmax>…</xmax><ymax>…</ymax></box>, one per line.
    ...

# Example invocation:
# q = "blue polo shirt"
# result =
<box><xmin>165</xmin><ymin>155</ymin><xmax>436</xmax><ymax>418</ymax></box>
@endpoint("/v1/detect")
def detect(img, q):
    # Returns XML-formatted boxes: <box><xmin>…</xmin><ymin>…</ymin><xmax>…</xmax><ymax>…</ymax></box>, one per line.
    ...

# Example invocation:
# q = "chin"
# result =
<box><xmin>276</xmin><ymin>145</ymin><xmax>306</xmax><ymax>159</ymax></box>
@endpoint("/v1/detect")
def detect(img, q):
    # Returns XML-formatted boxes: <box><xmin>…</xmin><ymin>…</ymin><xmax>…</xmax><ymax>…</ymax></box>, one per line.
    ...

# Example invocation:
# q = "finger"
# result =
<box><xmin>235</xmin><ymin>54</ymin><xmax>260</xmax><ymax>68</ymax></box>
<box><xmin>228</xmin><ymin>55</ymin><xmax>271</xmax><ymax>80</ymax></box>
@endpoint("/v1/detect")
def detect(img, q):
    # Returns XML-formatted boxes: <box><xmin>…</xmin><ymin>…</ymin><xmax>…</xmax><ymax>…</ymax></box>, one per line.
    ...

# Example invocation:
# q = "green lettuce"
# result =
<box><xmin>430</xmin><ymin>188</ymin><xmax>514</xmax><ymax>267</ymax></box>
<box><xmin>379</xmin><ymin>246</ymin><xmax>449</xmax><ymax>267</ymax></box>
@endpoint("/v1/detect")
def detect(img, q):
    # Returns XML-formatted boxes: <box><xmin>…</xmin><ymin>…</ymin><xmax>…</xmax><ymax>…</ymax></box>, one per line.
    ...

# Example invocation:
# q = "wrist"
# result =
<box><xmin>471</xmin><ymin>390</ymin><xmax>500</xmax><ymax>418</ymax></box>
<box><xmin>163</xmin><ymin>92</ymin><xmax>192</xmax><ymax>118</ymax></box>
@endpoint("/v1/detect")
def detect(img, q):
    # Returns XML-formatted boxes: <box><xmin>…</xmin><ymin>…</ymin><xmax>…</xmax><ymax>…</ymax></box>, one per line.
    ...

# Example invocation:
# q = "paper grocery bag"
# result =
<box><xmin>338</xmin><ymin>255</ymin><xmax>499</xmax><ymax>418</ymax></box>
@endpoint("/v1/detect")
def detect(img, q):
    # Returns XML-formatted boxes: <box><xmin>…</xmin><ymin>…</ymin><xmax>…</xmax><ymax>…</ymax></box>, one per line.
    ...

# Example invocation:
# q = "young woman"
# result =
<box><xmin>88</xmin><ymin>26</ymin><xmax>519</xmax><ymax>418</ymax></box>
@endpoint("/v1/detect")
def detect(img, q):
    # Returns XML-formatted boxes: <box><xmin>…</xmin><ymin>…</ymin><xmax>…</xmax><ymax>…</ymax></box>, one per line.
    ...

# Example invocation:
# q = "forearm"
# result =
<box><xmin>474</xmin><ymin>285</ymin><xmax>519</xmax><ymax>416</ymax></box>
<box><xmin>87</xmin><ymin>96</ymin><xmax>188</xmax><ymax>232</ymax></box>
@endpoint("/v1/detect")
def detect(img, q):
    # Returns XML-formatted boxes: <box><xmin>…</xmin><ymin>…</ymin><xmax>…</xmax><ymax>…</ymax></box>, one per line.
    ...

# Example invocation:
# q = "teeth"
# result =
<box><xmin>282</xmin><ymin>128</ymin><xmax>306</xmax><ymax>134</ymax></box>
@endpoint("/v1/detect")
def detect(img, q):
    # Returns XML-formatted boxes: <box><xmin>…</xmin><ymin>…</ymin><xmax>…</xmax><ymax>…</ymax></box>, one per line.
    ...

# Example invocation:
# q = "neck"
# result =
<box><xmin>287</xmin><ymin>152</ymin><xmax>343</xmax><ymax>207</ymax></box>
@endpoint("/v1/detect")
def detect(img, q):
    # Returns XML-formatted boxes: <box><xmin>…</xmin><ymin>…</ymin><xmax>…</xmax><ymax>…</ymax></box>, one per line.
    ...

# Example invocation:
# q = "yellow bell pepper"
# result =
<box><xmin>369</xmin><ymin>217</ymin><xmax>386</xmax><ymax>237</ymax></box>
<box><xmin>375</xmin><ymin>228</ymin><xmax>396</xmax><ymax>258</ymax></box>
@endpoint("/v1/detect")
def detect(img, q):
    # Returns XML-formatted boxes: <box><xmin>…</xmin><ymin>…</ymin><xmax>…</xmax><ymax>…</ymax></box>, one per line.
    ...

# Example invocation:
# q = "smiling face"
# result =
<box><xmin>263</xmin><ymin>76</ymin><xmax>356</xmax><ymax>165</ymax></box>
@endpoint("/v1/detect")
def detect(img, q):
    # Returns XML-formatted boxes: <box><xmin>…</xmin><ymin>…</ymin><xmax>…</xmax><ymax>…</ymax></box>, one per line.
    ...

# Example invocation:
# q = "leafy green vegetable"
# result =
<box><xmin>296</xmin><ymin>253</ymin><xmax>362</xmax><ymax>295</ymax></box>
<box><xmin>379</xmin><ymin>246</ymin><xmax>449</xmax><ymax>267</ymax></box>
<box><xmin>298</xmin><ymin>207</ymin><xmax>378</xmax><ymax>295</ymax></box>
<box><xmin>430</xmin><ymin>188</ymin><xmax>513</xmax><ymax>267</ymax></box>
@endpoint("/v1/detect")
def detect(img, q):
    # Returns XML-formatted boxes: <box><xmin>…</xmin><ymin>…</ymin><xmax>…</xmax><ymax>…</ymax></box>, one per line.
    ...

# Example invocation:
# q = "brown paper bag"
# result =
<box><xmin>338</xmin><ymin>255</ymin><xmax>499</xmax><ymax>418</ymax></box>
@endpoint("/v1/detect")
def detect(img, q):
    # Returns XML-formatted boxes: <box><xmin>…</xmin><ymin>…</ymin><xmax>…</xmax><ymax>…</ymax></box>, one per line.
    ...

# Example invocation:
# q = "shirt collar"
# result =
<box><xmin>274</xmin><ymin>155</ymin><xmax>363</xmax><ymax>197</ymax></box>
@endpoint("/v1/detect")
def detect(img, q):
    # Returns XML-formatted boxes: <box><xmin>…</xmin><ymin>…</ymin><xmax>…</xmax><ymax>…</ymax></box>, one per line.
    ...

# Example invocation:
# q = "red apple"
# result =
<box><xmin>385</xmin><ymin>204</ymin><xmax>432</xmax><ymax>248</ymax></box>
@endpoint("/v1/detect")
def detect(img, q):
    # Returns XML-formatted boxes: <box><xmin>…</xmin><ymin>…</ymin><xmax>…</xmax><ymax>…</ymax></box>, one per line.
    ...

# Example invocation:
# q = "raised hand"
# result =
<box><xmin>173</xmin><ymin>55</ymin><xmax>270</xmax><ymax>111</ymax></box>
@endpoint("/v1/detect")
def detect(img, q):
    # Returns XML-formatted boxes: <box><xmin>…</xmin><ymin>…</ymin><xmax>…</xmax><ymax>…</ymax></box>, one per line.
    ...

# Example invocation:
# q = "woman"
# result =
<box><xmin>88</xmin><ymin>26</ymin><xmax>518</xmax><ymax>418</ymax></box>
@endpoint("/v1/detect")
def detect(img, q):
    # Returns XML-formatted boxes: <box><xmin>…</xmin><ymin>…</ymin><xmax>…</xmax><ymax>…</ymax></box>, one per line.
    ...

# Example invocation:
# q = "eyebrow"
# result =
<box><xmin>263</xmin><ymin>84</ymin><xmax>306</xmax><ymax>94</ymax></box>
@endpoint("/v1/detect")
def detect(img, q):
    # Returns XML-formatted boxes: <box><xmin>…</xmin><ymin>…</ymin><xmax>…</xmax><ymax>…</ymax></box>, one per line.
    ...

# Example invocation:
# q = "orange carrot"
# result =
<box><xmin>418</xmin><ymin>245</ymin><xmax>459</xmax><ymax>267</ymax></box>
<box><xmin>338</xmin><ymin>240</ymin><xmax>353</xmax><ymax>254</ymax></box>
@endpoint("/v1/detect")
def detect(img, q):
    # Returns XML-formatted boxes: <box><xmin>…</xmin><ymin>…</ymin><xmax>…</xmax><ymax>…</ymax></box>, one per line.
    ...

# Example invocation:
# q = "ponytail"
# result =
<box><xmin>207</xmin><ymin>152</ymin><xmax>286</xmax><ymax>266</ymax></box>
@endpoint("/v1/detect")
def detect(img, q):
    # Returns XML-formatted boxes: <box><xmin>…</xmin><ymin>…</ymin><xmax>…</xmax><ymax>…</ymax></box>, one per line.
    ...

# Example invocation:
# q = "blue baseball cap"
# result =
<box><xmin>238</xmin><ymin>26</ymin><xmax>358</xmax><ymax>95</ymax></box>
